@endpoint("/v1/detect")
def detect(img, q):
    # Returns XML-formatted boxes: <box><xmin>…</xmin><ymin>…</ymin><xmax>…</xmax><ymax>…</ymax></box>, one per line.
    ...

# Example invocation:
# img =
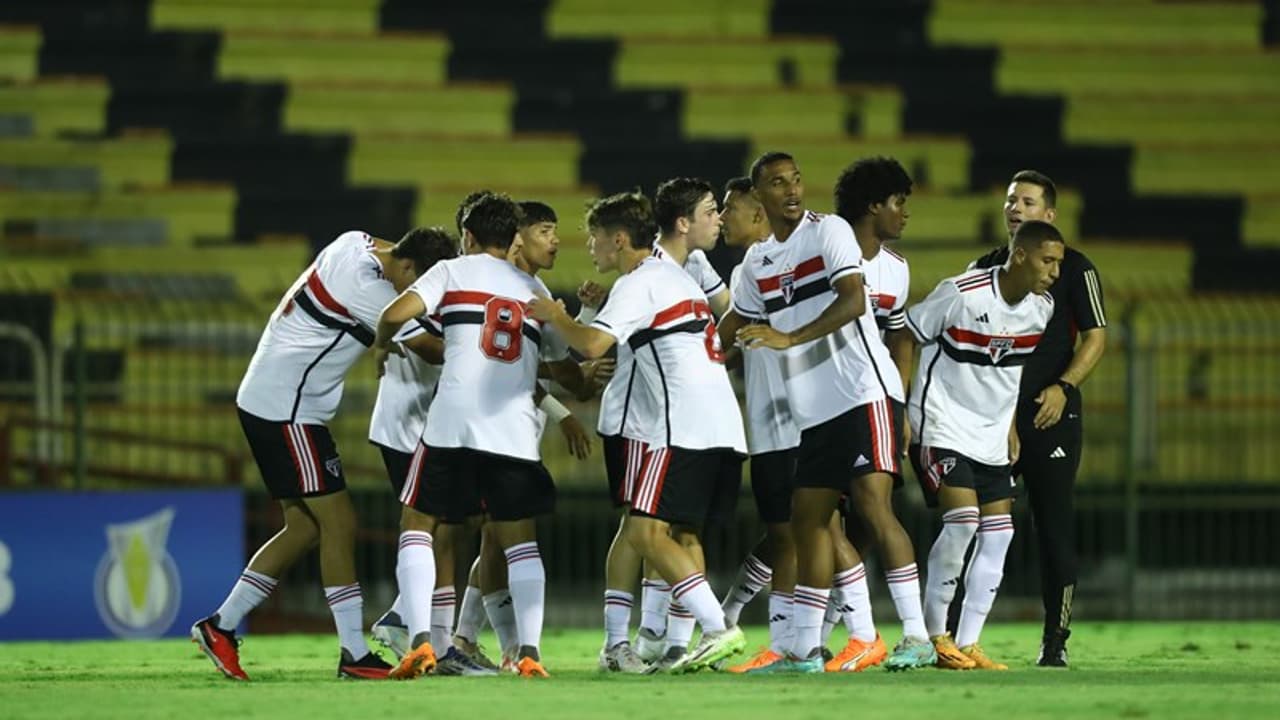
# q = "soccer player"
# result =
<box><xmin>969</xmin><ymin>171</ymin><xmax>1107</xmax><ymax>666</ymax></box>
<box><xmin>719</xmin><ymin>152</ymin><xmax>920</xmax><ymax>673</ymax></box>
<box><xmin>821</xmin><ymin>156</ymin><xmax>929</xmax><ymax>672</ymax></box>
<box><xmin>528</xmin><ymin>190</ymin><xmax>748</xmax><ymax>674</ymax></box>
<box><xmin>715</xmin><ymin>177</ymin><xmax>802</xmax><ymax>674</ymax></box>
<box><xmin>192</xmin><ymin>228</ymin><xmax>443</xmax><ymax>681</ymax></box>
<box><xmin>908</xmin><ymin>219</ymin><xmax>1064</xmax><ymax>670</ymax></box>
<box><xmin>375</xmin><ymin>193</ymin><xmax>560</xmax><ymax>679</ymax></box>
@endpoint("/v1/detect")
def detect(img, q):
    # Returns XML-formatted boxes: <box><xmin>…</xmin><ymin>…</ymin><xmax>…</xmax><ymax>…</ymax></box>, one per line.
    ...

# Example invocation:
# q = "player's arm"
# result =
<box><xmin>1034</xmin><ymin>261</ymin><xmax>1108</xmax><ymax>429</ymax></box>
<box><xmin>886</xmin><ymin>327</ymin><xmax>915</xmax><ymax>393</ymax></box>
<box><xmin>717</xmin><ymin>308</ymin><xmax>749</xmax><ymax>350</ymax></box>
<box><xmin>527</xmin><ymin>295</ymin><xmax>616</xmax><ymax>359</ymax></box>
<box><xmin>374</xmin><ymin>291</ymin><xmax>425</xmax><ymax>349</ymax></box>
<box><xmin>707</xmin><ymin>286</ymin><xmax>731</xmax><ymax>320</ymax></box>
<box><xmin>543</xmin><ymin>357</ymin><xmax>598</xmax><ymax>402</ymax></box>
<box><xmin>738</xmin><ymin>273</ymin><xmax>867</xmax><ymax>350</ymax></box>
<box><xmin>402</xmin><ymin>332</ymin><xmax>444</xmax><ymax>365</ymax></box>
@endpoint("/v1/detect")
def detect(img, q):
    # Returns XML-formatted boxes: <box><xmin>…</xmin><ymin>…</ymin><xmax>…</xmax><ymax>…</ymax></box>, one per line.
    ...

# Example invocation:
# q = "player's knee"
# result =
<box><xmin>399</xmin><ymin>505</ymin><xmax>436</xmax><ymax>534</ymax></box>
<box><xmin>625</xmin><ymin>517</ymin><xmax>665</xmax><ymax>553</ymax></box>
<box><xmin>671</xmin><ymin>525</ymin><xmax>701</xmax><ymax>550</ymax></box>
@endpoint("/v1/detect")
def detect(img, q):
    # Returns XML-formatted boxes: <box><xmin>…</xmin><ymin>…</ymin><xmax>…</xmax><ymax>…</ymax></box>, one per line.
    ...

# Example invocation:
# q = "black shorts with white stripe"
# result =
<box><xmin>375</xmin><ymin>443</ymin><xmax>414</xmax><ymax>496</ymax></box>
<box><xmin>602</xmin><ymin>434</ymin><xmax>648</xmax><ymax>508</ymax></box>
<box><xmin>909</xmin><ymin>444</ymin><xmax>1016</xmax><ymax>508</ymax></box>
<box><xmin>795</xmin><ymin>399</ymin><xmax>904</xmax><ymax>493</ymax></box>
<box><xmin>629</xmin><ymin>446</ymin><xmax>742</xmax><ymax>527</ymax></box>
<box><xmin>238</xmin><ymin>409</ymin><xmax>346</xmax><ymax>499</ymax></box>
<box><xmin>399</xmin><ymin>444</ymin><xmax>556</xmax><ymax>523</ymax></box>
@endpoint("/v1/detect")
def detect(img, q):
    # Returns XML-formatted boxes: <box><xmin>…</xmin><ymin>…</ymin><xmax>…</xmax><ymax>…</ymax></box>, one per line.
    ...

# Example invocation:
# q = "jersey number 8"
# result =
<box><xmin>480</xmin><ymin>297</ymin><xmax>526</xmax><ymax>362</ymax></box>
<box><xmin>694</xmin><ymin>304</ymin><xmax>725</xmax><ymax>363</ymax></box>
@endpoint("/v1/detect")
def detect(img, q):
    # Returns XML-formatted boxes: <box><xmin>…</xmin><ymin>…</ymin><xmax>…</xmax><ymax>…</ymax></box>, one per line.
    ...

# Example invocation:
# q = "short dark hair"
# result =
<box><xmin>517</xmin><ymin>200</ymin><xmax>557</xmax><ymax>227</ymax></box>
<box><xmin>1010</xmin><ymin>170</ymin><xmax>1057</xmax><ymax>209</ymax></box>
<box><xmin>587</xmin><ymin>191</ymin><xmax>658</xmax><ymax>251</ymax></box>
<box><xmin>392</xmin><ymin>226</ymin><xmax>459</xmax><ymax>274</ymax></box>
<box><xmin>455</xmin><ymin>189</ymin><xmax>494</xmax><ymax>235</ymax></box>
<box><xmin>749</xmin><ymin>151</ymin><xmax>795</xmax><ymax>186</ymax></box>
<box><xmin>1012</xmin><ymin>219</ymin><xmax>1064</xmax><ymax>250</ymax></box>
<box><xmin>833</xmin><ymin>156</ymin><xmax>913</xmax><ymax>222</ymax></box>
<box><xmin>463</xmin><ymin>193</ymin><xmax>522</xmax><ymax>250</ymax></box>
<box><xmin>724</xmin><ymin>176</ymin><xmax>753</xmax><ymax>195</ymax></box>
<box><xmin>654</xmin><ymin>177</ymin><xmax>714</xmax><ymax>235</ymax></box>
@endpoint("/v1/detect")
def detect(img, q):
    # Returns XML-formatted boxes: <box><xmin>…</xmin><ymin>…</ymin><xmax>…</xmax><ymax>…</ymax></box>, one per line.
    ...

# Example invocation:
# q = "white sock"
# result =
<box><xmin>324</xmin><ymin>584</ymin><xmax>369</xmax><ymax>658</ymax></box>
<box><xmin>833</xmin><ymin>563</ymin><xmax>876</xmax><ymax>643</ymax></box>
<box><xmin>670</xmin><ymin>573</ymin><xmax>726</xmax><ymax>633</ymax></box>
<box><xmin>430</xmin><ymin>586</ymin><xmax>456</xmax><ymax>651</ymax></box>
<box><xmin>767</xmin><ymin>592</ymin><xmax>794</xmax><ymax>656</ymax></box>
<box><xmin>886</xmin><ymin>563</ymin><xmax>928</xmax><ymax>641</ymax></box>
<box><xmin>214</xmin><ymin>568</ymin><xmax>277</xmax><ymax>631</ymax></box>
<box><xmin>639</xmin><ymin>579</ymin><xmax>672</xmax><ymax>635</ymax></box>
<box><xmin>504</xmin><ymin>542</ymin><xmax>546</xmax><ymax>651</ymax></box>
<box><xmin>483</xmin><ymin>589</ymin><xmax>518</xmax><ymax>657</ymax></box>
<box><xmin>603</xmin><ymin>590</ymin><xmax>634</xmax><ymax>649</ymax></box>
<box><xmin>791</xmin><ymin>585</ymin><xmax>830</xmax><ymax>658</ymax></box>
<box><xmin>955</xmin><ymin>514</ymin><xmax>1015</xmax><ymax>647</ymax></box>
<box><xmin>722</xmin><ymin>554</ymin><xmax>772</xmax><ymax>627</ymax></box>
<box><xmin>395</xmin><ymin>531</ymin><xmax>435</xmax><ymax>644</ymax></box>
<box><xmin>821</xmin><ymin>596</ymin><xmax>839</xmax><ymax>647</ymax></box>
<box><xmin>666</xmin><ymin>601</ymin><xmax>697</xmax><ymax>649</ymax></box>
<box><xmin>925</xmin><ymin>507</ymin><xmax>979</xmax><ymax>636</ymax></box>
<box><xmin>388</xmin><ymin>593</ymin><xmax>404</xmax><ymax>621</ymax></box>
<box><xmin>455</xmin><ymin>584</ymin><xmax>487</xmax><ymax>643</ymax></box>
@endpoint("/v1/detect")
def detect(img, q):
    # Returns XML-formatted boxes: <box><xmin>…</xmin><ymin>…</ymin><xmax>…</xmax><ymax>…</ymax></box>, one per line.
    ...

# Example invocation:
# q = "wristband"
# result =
<box><xmin>1056</xmin><ymin>379</ymin><xmax>1076</xmax><ymax>394</ymax></box>
<box><xmin>539</xmin><ymin>393</ymin><xmax>573</xmax><ymax>424</ymax></box>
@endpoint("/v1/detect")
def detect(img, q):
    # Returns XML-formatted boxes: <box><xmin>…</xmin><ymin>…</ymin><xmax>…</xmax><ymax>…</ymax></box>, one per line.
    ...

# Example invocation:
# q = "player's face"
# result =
<box><xmin>685</xmin><ymin>192</ymin><xmax>722</xmax><ymax>252</ymax></box>
<box><xmin>754</xmin><ymin>160</ymin><xmax>804</xmax><ymax>225</ymax></box>
<box><xmin>1018</xmin><ymin>239</ymin><xmax>1065</xmax><ymax>294</ymax></box>
<box><xmin>389</xmin><ymin>260</ymin><xmax>418</xmax><ymax>293</ymax></box>
<box><xmin>1004</xmin><ymin>182</ymin><xmax>1056</xmax><ymax>238</ymax></box>
<box><xmin>719</xmin><ymin>190</ymin><xmax>759</xmax><ymax>247</ymax></box>
<box><xmin>588</xmin><ymin>225</ymin><xmax>620</xmax><ymax>273</ymax></box>
<box><xmin>519</xmin><ymin>221</ymin><xmax>559</xmax><ymax>272</ymax></box>
<box><xmin>875</xmin><ymin>193</ymin><xmax>910</xmax><ymax>242</ymax></box>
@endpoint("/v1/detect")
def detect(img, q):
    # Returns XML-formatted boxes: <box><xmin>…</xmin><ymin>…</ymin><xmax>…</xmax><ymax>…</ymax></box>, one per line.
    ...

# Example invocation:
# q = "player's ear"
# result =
<box><xmin>1044</xmin><ymin>207</ymin><xmax>1057</xmax><ymax>223</ymax></box>
<box><xmin>675</xmin><ymin>215</ymin><xmax>691</xmax><ymax>235</ymax></box>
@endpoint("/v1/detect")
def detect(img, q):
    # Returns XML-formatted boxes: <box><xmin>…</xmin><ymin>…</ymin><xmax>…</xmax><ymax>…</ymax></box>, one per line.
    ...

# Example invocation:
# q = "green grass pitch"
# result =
<box><xmin>3</xmin><ymin>622</ymin><xmax>1278</xmax><ymax>719</ymax></box>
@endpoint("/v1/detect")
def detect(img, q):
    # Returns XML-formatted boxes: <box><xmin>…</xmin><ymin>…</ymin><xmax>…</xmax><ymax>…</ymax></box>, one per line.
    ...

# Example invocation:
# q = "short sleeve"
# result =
<box><xmin>406</xmin><ymin>260</ymin><xmax>450</xmax><ymax>317</ymax></box>
<box><xmin>1069</xmin><ymin>255</ymin><xmax>1107</xmax><ymax>331</ymax></box>
<box><xmin>342</xmin><ymin>247</ymin><xmax>400</xmax><ymax>328</ymax></box>
<box><xmin>819</xmin><ymin>215</ymin><xmax>863</xmax><ymax>283</ymax></box>
<box><xmin>885</xmin><ymin>261</ymin><xmax>909</xmax><ymax>331</ymax></box>
<box><xmin>730</xmin><ymin>252</ymin><xmax>767</xmax><ymax>320</ymax></box>
<box><xmin>688</xmin><ymin>250</ymin><xmax>726</xmax><ymax>296</ymax></box>
<box><xmin>905</xmin><ymin>279</ymin><xmax>963</xmax><ymax>344</ymax></box>
<box><xmin>590</xmin><ymin>273</ymin><xmax>655</xmax><ymax>345</ymax></box>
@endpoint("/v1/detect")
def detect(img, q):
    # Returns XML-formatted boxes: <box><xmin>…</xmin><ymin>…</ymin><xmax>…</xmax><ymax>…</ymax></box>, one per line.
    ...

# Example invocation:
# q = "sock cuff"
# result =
<box><xmin>482</xmin><ymin>590</ymin><xmax>511</xmax><ymax>606</ymax></box>
<box><xmin>767</xmin><ymin>591</ymin><xmax>793</xmax><ymax>601</ymax></box>
<box><xmin>671</xmin><ymin>573</ymin><xmax>706</xmax><ymax>599</ymax></box>
<box><xmin>979</xmin><ymin>514</ymin><xmax>1015</xmax><ymax>533</ymax></box>
<box><xmin>885</xmin><ymin>563</ymin><xmax>920</xmax><ymax>584</ymax></box>
<box><xmin>324</xmin><ymin>584</ymin><xmax>362</xmax><ymax>606</ymax></box>
<box><xmin>744</xmin><ymin>554</ymin><xmax>773</xmax><ymax>582</ymax></box>
<box><xmin>239</xmin><ymin>569</ymin><xmax>277</xmax><ymax>593</ymax></box>
<box><xmin>503</xmin><ymin>541</ymin><xmax>541</xmax><ymax>564</ymax></box>
<box><xmin>942</xmin><ymin>507</ymin><xmax>980</xmax><ymax>524</ymax></box>
<box><xmin>833</xmin><ymin>563</ymin><xmax>867</xmax><ymax>587</ymax></box>
<box><xmin>793</xmin><ymin>585</ymin><xmax>830</xmax><ymax>610</ymax></box>
<box><xmin>399</xmin><ymin>531</ymin><xmax>433</xmax><ymax>550</ymax></box>
<box><xmin>642</xmin><ymin>579</ymin><xmax>672</xmax><ymax>592</ymax></box>
<box><xmin>668</xmin><ymin>601</ymin><xmax>694</xmax><ymax>618</ymax></box>
<box><xmin>432</xmin><ymin>587</ymin><xmax>457</xmax><ymax>604</ymax></box>
<box><xmin>604</xmin><ymin>590</ymin><xmax>634</xmax><ymax>607</ymax></box>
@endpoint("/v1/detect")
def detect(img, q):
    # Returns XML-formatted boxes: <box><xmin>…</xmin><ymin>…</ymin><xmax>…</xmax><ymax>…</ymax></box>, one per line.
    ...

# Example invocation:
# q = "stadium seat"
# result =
<box><xmin>348</xmin><ymin>134</ymin><xmax>582</xmax><ymax>190</ymax></box>
<box><xmin>0</xmin><ymin>25</ymin><xmax>39</xmax><ymax>81</ymax></box>
<box><xmin>284</xmin><ymin>83</ymin><xmax>515</xmax><ymax>137</ymax></box>
<box><xmin>0</xmin><ymin>186</ymin><xmax>236</xmax><ymax>247</ymax></box>
<box><xmin>0</xmin><ymin>79</ymin><xmax>111</xmax><ymax>135</ymax></box>
<box><xmin>0</xmin><ymin>134</ymin><xmax>173</xmax><ymax>187</ymax></box>
<box><xmin>151</xmin><ymin>0</ymin><xmax>383</xmax><ymax>35</ymax></box>
<box><xmin>548</xmin><ymin>0</ymin><xmax>770</xmax><ymax>39</ymax></box>
<box><xmin>217</xmin><ymin>31</ymin><xmax>451</xmax><ymax>85</ymax></box>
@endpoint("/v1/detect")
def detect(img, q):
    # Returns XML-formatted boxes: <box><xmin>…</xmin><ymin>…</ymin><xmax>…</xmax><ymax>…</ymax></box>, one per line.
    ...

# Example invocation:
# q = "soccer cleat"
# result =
<box><xmin>337</xmin><ymin>649</ymin><xmax>393</xmax><ymax>679</ymax></box>
<box><xmin>389</xmin><ymin>642</ymin><xmax>437</xmax><ymax>680</ymax></box>
<box><xmin>884</xmin><ymin>635</ymin><xmax>938</xmax><ymax>671</ymax></box>
<box><xmin>932</xmin><ymin>633</ymin><xmax>977</xmax><ymax>670</ymax></box>
<box><xmin>1037</xmin><ymin>629</ymin><xmax>1070</xmax><ymax>667</ymax></box>
<box><xmin>961</xmin><ymin>643</ymin><xmax>1008</xmax><ymax>670</ymax></box>
<box><xmin>598</xmin><ymin>641</ymin><xmax>650</xmax><ymax>674</ymax></box>
<box><xmin>668</xmin><ymin>625</ymin><xmax>747</xmax><ymax>674</ymax></box>
<box><xmin>782</xmin><ymin>651</ymin><xmax>826</xmax><ymax>674</ymax></box>
<box><xmin>453</xmin><ymin>636</ymin><xmax>499</xmax><ymax>671</ymax></box>
<box><xmin>190</xmin><ymin>615</ymin><xmax>249</xmax><ymax>681</ymax></box>
<box><xmin>434</xmin><ymin>646</ymin><xmax>499</xmax><ymax>676</ymax></box>
<box><xmin>516</xmin><ymin>656</ymin><xmax>550</xmax><ymax>678</ymax></box>
<box><xmin>633</xmin><ymin>626</ymin><xmax>667</xmax><ymax>663</ymax></box>
<box><xmin>825</xmin><ymin>634</ymin><xmax>888</xmax><ymax>672</ymax></box>
<box><xmin>726</xmin><ymin>647</ymin><xmax>784</xmax><ymax>674</ymax></box>
<box><xmin>645</xmin><ymin>645</ymin><xmax>687</xmax><ymax>674</ymax></box>
<box><xmin>372</xmin><ymin>611</ymin><xmax>409</xmax><ymax>660</ymax></box>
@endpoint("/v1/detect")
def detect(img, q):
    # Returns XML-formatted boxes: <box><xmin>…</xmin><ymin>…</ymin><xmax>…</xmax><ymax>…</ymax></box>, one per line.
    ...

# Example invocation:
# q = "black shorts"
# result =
<box><xmin>796</xmin><ymin>399</ymin><xmax>904</xmax><ymax>492</ymax></box>
<box><xmin>910</xmin><ymin>445</ymin><xmax>1017</xmax><ymax>508</ymax></box>
<box><xmin>602</xmin><ymin>434</ymin><xmax>648</xmax><ymax>508</ymax></box>
<box><xmin>629</xmin><ymin>446</ymin><xmax>742</xmax><ymax>527</ymax></box>
<box><xmin>399</xmin><ymin>444</ymin><xmax>556</xmax><ymax>523</ymax></box>
<box><xmin>750</xmin><ymin>448</ymin><xmax>797</xmax><ymax>524</ymax></box>
<box><xmin>1013</xmin><ymin>392</ymin><xmax>1084</xmax><ymax>486</ymax></box>
<box><xmin>238</xmin><ymin>409</ymin><xmax>346</xmax><ymax>500</ymax></box>
<box><xmin>375</xmin><ymin>443</ymin><xmax>413</xmax><ymax>496</ymax></box>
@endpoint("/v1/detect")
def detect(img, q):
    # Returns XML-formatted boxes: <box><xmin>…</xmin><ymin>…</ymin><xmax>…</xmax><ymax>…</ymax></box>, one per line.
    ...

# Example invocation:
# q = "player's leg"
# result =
<box><xmin>479</xmin><ymin>521</ymin><xmax>520</xmax><ymax>670</ymax></box>
<box><xmin>790</xmin><ymin>487</ymin><xmax>841</xmax><ymax>667</ymax></box>
<box><xmin>452</xmin><ymin>525</ymin><xmax>500</xmax><ymax>671</ymax></box>
<box><xmin>372</xmin><ymin>444</ymin><xmax>414</xmax><ymax>658</ymax></box>
<box><xmin>825</xmin><ymin>510</ymin><xmax>888</xmax><ymax>672</ymax></box>
<box><xmin>954</xmin><ymin>468</ymin><xmax>1017</xmax><ymax>671</ymax></box>
<box><xmin>600</xmin><ymin>436</ymin><xmax>647</xmax><ymax>671</ymax></box>
<box><xmin>918</xmin><ymin>449</ymin><xmax>982</xmax><ymax>670</ymax></box>
<box><xmin>722</xmin><ymin>534</ymin><xmax>773</xmax><ymax>627</ymax></box>
<box><xmin>660</xmin><ymin>524</ymin><xmax>703</xmax><ymax>664</ymax></box>
<box><xmin>635</xmin><ymin>562</ymin><xmax>672</xmax><ymax>661</ymax></box>
<box><xmin>1022</xmin><ymin>415</ymin><xmax>1082</xmax><ymax>666</ymax></box>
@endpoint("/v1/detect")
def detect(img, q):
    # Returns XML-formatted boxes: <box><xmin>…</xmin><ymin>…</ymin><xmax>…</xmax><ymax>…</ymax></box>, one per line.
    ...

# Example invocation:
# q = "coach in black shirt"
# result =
<box><xmin>971</xmin><ymin>170</ymin><xmax>1107</xmax><ymax>667</ymax></box>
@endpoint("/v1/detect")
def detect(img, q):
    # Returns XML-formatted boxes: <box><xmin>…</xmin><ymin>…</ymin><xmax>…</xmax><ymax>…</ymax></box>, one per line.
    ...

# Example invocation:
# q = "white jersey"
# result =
<box><xmin>731</xmin><ymin>211</ymin><xmax>897</xmax><ymax>429</ymax></box>
<box><xmin>237</xmin><ymin>230</ymin><xmax>396</xmax><ymax>424</ymax></box>
<box><xmin>905</xmin><ymin>266</ymin><xmax>1055</xmax><ymax>466</ymax></box>
<box><xmin>408</xmin><ymin>253</ymin><xmax>559</xmax><ymax>461</ymax></box>
<box><xmin>596</xmin><ymin>243</ymin><xmax>726</xmax><ymax>437</ymax></box>
<box><xmin>730</xmin><ymin>264</ymin><xmax>800</xmax><ymax>455</ymax></box>
<box><xmin>368</xmin><ymin>318</ymin><xmax>443</xmax><ymax>453</ymax></box>
<box><xmin>863</xmin><ymin>246</ymin><xmax>909</xmax><ymax>336</ymax></box>
<box><xmin>591</xmin><ymin>256</ymin><xmax>746</xmax><ymax>453</ymax></box>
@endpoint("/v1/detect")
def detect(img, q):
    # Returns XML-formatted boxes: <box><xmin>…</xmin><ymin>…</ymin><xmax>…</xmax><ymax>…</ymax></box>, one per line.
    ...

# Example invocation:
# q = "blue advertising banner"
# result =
<box><xmin>0</xmin><ymin>489</ymin><xmax>243</xmax><ymax>640</ymax></box>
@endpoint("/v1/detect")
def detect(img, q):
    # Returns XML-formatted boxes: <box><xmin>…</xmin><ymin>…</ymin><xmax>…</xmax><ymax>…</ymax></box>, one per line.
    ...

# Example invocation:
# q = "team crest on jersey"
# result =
<box><xmin>779</xmin><ymin>271</ymin><xmax>796</xmax><ymax>304</ymax></box>
<box><xmin>325</xmin><ymin>456</ymin><xmax>343</xmax><ymax>478</ymax></box>
<box><xmin>987</xmin><ymin>337</ymin><xmax>1015</xmax><ymax>364</ymax></box>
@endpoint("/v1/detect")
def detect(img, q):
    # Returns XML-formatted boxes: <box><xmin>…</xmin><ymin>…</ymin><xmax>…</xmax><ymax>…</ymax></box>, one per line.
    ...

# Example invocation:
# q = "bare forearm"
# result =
<box><xmin>785</xmin><ymin>290</ymin><xmax>863</xmax><ymax>347</ymax></box>
<box><xmin>1060</xmin><ymin>328</ymin><xmax>1106</xmax><ymax>388</ymax></box>
<box><xmin>549</xmin><ymin>314</ymin><xmax>613</xmax><ymax>359</ymax></box>
<box><xmin>887</xmin><ymin>329</ymin><xmax>914</xmax><ymax>392</ymax></box>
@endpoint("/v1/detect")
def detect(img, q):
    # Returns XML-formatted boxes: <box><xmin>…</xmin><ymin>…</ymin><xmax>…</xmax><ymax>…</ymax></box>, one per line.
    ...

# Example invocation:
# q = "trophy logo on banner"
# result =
<box><xmin>94</xmin><ymin>508</ymin><xmax>182</xmax><ymax>638</ymax></box>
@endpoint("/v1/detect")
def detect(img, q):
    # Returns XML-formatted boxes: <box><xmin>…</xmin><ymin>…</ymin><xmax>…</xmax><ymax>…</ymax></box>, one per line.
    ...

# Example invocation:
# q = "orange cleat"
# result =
<box><xmin>726</xmin><ymin>647</ymin><xmax>785</xmax><ymax>674</ymax></box>
<box><xmin>825</xmin><ymin>634</ymin><xmax>888</xmax><ymax>672</ymax></box>
<box><xmin>932</xmin><ymin>633</ymin><xmax>977</xmax><ymax>670</ymax></box>
<box><xmin>516</xmin><ymin>656</ymin><xmax>550</xmax><ymax>678</ymax></box>
<box><xmin>960</xmin><ymin>643</ymin><xmax>1008</xmax><ymax>670</ymax></box>
<box><xmin>389</xmin><ymin>642</ymin><xmax>437</xmax><ymax>680</ymax></box>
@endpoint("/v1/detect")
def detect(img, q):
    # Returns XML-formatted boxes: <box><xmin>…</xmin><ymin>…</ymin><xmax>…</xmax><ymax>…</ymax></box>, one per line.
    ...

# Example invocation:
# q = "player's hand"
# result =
<box><xmin>373</xmin><ymin>343</ymin><xmax>403</xmax><ymax>378</ymax></box>
<box><xmin>1033</xmin><ymin>383</ymin><xmax>1067</xmax><ymax>430</ymax></box>
<box><xmin>582</xmin><ymin>358</ymin><xmax>615</xmax><ymax>386</ymax></box>
<box><xmin>736</xmin><ymin>324</ymin><xmax>792</xmax><ymax>350</ymax></box>
<box><xmin>577</xmin><ymin>281</ymin><xmax>607</xmax><ymax>309</ymax></box>
<box><xmin>1008</xmin><ymin>424</ymin><xmax>1021</xmax><ymax>465</ymax></box>
<box><xmin>527</xmin><ymin>293</ymin><xmax>567</xmax><ymax>323</ymax></box>
<box><xmin>558</xmin><ymin>415</ymin><xmax>592</xmax><ymax>460</ymax></box>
